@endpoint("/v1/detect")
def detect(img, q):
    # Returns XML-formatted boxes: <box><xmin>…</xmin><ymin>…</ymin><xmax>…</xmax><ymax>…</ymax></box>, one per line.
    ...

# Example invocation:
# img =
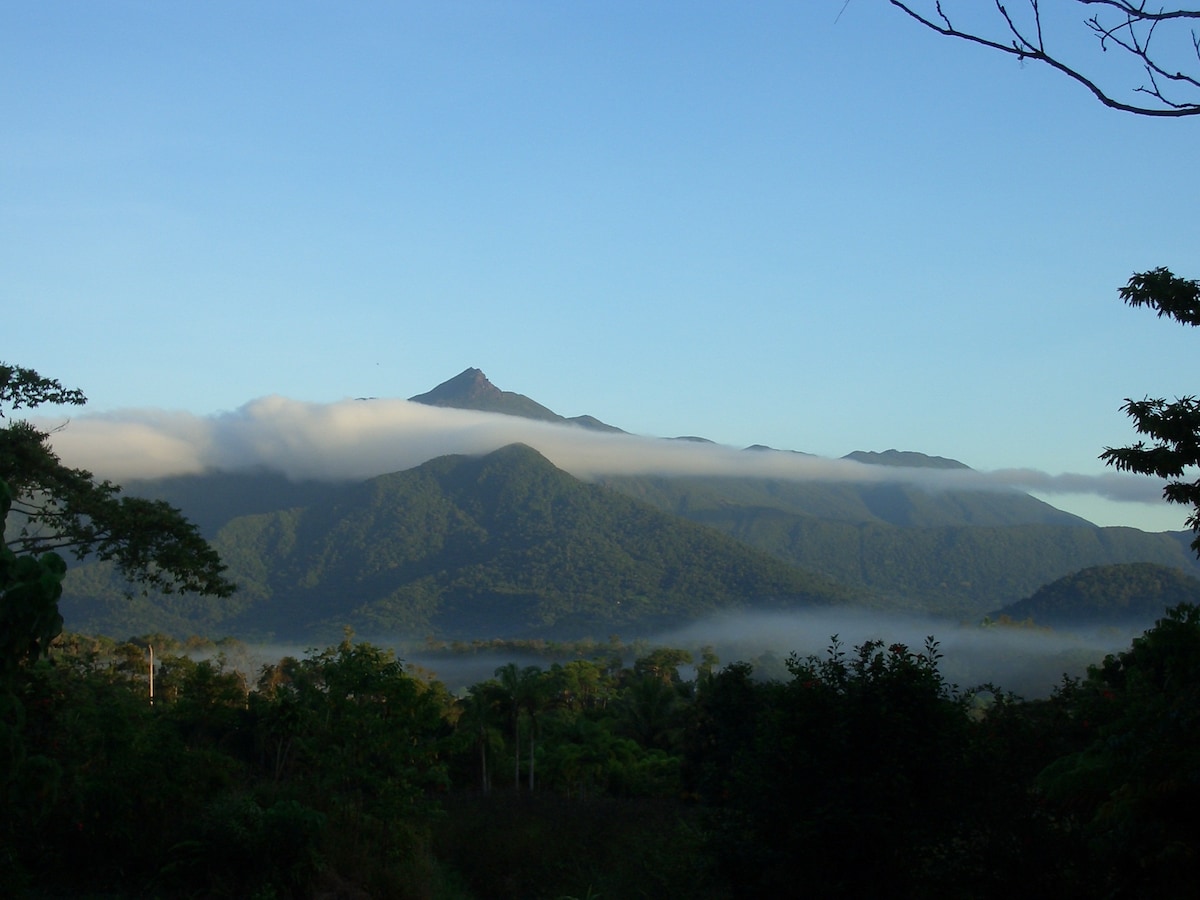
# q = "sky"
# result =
<box><xmin>4</xmin><ymin>1</ymin><xmax>1198</xmax><ymax>532</ymax></box>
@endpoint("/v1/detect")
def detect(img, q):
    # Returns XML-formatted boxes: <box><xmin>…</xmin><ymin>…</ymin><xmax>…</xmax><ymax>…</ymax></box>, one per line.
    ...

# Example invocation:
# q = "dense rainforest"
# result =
<box><xmin>4</xmin><ymin>606</ymin><xmax>1200</xmax><ymax>900</ymax></box>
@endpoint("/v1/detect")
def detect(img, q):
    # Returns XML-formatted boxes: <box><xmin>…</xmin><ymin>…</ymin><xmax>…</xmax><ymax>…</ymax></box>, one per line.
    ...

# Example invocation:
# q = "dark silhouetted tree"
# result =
<box><xmin>1099</xmin><ymin>270</ymin><xmax>1200</xmax><ymax>553</ymax></box>
<box><xmin>1039</xmin><ymin>603</ymin><xmax>1200</xmax><ymax>896</ymax></box>
<box><xmin>0</xmin><ymin>362</ymin><xmax>234</xmax><ymax>604</ymax></box>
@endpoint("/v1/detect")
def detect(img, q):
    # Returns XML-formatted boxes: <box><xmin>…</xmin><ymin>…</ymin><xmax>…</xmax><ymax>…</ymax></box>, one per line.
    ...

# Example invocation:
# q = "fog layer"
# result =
<box><xmin>41</xmin><ymin>396</ymin><xmax>1164</xmax><ymax>505</ymax></box>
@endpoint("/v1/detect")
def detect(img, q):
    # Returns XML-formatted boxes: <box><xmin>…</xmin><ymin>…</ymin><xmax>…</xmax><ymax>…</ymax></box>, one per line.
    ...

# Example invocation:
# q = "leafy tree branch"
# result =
<box><xmin>1101</xmin><ymin>270</ymin><xmax>1200</xmax><ymax>554</ymax></box>
<box><xmin>0</xmin><ymin>362</ymin><xmax>234</xmax><ymax>598</ymax></box>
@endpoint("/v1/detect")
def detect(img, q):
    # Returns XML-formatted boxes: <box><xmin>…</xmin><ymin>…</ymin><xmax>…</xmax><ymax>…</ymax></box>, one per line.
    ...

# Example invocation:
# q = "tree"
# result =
<box><xmin>694</xmin><ymin>638</ymin><xmax>990</xmax><ymax>896</ymax></box>
<box><xmin>887</xmin><ymin>1</ymin><xmax>1200</xmax><ymax>116</ymax></box>
<box><xmin>1101</xmin><ymin>270</ymin><xmax>1200</xmax><ymax>554</ymax></box>
<box><xmin>494</xmin><ymin>662</ymin><xmax>527</xmax><ymax>789</ymax></box>
<box><xmin>1</xmin><ymin>364</ymin><xmax>236</xmax><ymax>890</ymax></box>
<box><xmin>0</xmin><ymin>363</ymin><xmax>234</xmax><ymax>609</ymax></box>
<box><xmin>1038</xmin><ymin>604</ymin><xmax>1200</xmax><ymax>895</ymax></box>
<box><xmin>0</xmin><ymin>480</ymin><xmax>67</xmax><ymax>682</ymax></box>
<box><xmin>456</xmin><ymin>682</ymin><xmax>507</xmax><ymax>793</ymax></box>
<box><xmin>494</xmin><ymin>662</ymin><xmax>553</xmax><ymax>792</ymax></box>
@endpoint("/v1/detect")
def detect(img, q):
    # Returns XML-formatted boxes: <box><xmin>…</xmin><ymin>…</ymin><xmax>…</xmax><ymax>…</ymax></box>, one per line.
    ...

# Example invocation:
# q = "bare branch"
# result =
<box><xmin>888</xmin><ymin>0</ymin><xmax>1200</xmax><ymax>116</ymax></box>
<box><xmin>1078</xmin><ymin>1</ymin><xmax>1200</xmax><ymax>22</ymax></box>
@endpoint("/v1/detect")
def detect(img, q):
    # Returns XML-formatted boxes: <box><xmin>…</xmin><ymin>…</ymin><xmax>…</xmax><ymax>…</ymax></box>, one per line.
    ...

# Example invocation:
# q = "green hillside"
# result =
<box><xmin>599</xmin><ymin>468</ymin><xmax>1087</xmax><ymax>529</ymax></box>
<box><xmin>70</xmin><ymin>453</ymin><xmax>1200</xmax><ymax>635</ymax></box>
<box><xmin>991</xmin><ymin>562</ymin><xmax>1200</xmax><ymax>627</ymax></box>
<box><xmin>597</xmin><ymin>473</ymin><xmax>1199</xmax><ymax>616</ymax></box>
<box><xmin>60</xmin><ymin>444</ymin><xmax>856</xmax><ymax>640</ymax></box>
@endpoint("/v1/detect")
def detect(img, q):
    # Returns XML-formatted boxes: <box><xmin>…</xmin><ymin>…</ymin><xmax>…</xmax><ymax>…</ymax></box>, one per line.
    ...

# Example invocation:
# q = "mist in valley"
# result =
<box><xmin>645</xmin><ymin>609</ymin><xmax>1143</xmax><ymax>698</ymax></box>
<box><xmin>219</xmin><ymin>609</ymin><xmax>1149</xmax><ymax>700</ymax></box>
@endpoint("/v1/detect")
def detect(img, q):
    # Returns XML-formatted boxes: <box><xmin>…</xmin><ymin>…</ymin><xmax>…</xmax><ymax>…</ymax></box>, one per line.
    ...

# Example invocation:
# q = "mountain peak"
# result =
<box><xmin>409</xmin><ymin>368</ymin><xmax>622</xmax><ymax>432</ymax></box>
<box><xmin>409</xmin><ymin>367</ymin><xmax>561</xmax><ymax>422</ymax></box>
<box><xmin>408</xmin><ymin>367</ymin><xmax>500</xmax><ymax>406</ymax></box>
<box><xmin>842</xmin><ymin>449</ymin><xmax>970</xmax><ymax>470</ymax></box>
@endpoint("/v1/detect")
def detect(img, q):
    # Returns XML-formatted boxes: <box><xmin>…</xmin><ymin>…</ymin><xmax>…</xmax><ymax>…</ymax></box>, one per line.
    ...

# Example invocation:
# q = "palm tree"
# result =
<box><xmin>517</xmin><ymin>668</ymin><xmax>553</xmax><ymax>793</ymax></box>
<box><xmin>460</xmin><ymin>683</ymin><xmax>505</xmax><ymax>793</ymax></box>
<box><xmin>494</xmin><ymin>663</ymin><xmax>555</xmax><ymax>791</ymax></box>
<box><xmin>616</xmin><ymin>675</ymin><xmax>685</xmax><ymax>753</ymax></box>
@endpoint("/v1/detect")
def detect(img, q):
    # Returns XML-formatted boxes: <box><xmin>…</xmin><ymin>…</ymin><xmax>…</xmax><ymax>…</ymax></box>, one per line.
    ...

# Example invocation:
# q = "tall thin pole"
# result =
<box><xmin>148</xmin><ymin>645</ymin><xmax>154</xmax><ymax>706</ymax></box>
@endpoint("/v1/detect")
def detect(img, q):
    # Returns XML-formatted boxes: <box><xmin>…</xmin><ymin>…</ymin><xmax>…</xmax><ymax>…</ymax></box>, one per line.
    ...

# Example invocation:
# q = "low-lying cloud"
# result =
<box><xmin>641</xmin><ymin>609</ymin><xmax>1145</xmax><ymax>699</ymax></box>
<box><xmin>244</xmin><ymin>609</ymin><xmax>1143</xmax><ymax>700</ymax></box>
<box><xmin>39</xmin><ymin>395</ymin><xmax>1167</xmax><ymax>506</ymax></box>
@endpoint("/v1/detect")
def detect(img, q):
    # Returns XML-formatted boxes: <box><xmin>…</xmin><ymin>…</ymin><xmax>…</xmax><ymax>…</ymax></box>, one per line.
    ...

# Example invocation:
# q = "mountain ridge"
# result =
<box><xmin>62</xmin><ymin>368</ymin><xmax>1200</xmax><ymax>641</ymax></box>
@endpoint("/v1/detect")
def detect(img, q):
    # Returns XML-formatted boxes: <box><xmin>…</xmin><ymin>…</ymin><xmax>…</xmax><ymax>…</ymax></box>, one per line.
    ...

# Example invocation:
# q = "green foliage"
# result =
<box><xmin>0</xmin><ymin>363</ymin><xmax>236</xmax><ymax>877</ymax></box>
<box><xmin>5</xmin><ymin>648</ymin><xmax>227</xmax><ymax>893</ymax></box>
<box><xmin>254</xmin><ymin>637</ymin><xmax>452</xmax><ymax>821</ymax></box>
<box><xmin>4</xmin><ymin>634</ymin><xmax>461</xmax><ymax>897</ymax></box>
<box><xmin>1038</xmin><ymin>604</ymin><xmax>1200</xmax><ymax>896</ymax></box>
<box><xmin>0</xmin><ymin>363</ymin><xmax>86</xmax><ymax>414</ymax></box>
<box><xmin>687</xmin><ymin>637</ymin><xmax>1067</xmax><ymax>897</ymax></box>
<box><xmin>633</xmin><ymin>646</ymin><xmax>692</xmax><ymax>683</ymax></box>
<box><xmin>1</xmin><ymin>480</ymin><xmax>67</xmax><ymax>682</ymax></box>
<box><xmin>1118</xmin><ymin>267</ymin><xmax>1200</xmax><ymax>325</ymax></box>
<box><xmin>6</xmin><ymin>611</ymin><xmax>1200</xmax><ymax>897</ymax></box>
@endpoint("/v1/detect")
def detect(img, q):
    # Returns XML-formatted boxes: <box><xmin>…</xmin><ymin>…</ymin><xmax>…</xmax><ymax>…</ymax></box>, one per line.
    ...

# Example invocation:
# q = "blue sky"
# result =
<box><xmin>4</xmin><ymin>1</ymin><xmax>1197</xmax><ymax>531</ymax></box>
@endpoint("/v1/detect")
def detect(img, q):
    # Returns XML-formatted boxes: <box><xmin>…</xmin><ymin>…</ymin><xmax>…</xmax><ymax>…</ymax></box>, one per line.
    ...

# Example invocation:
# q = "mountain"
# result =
<box><xmin>597</xmin><ymin>468</ymin><xmax>1087</xmax><ymax>530</ymax></box>
<box><xmin>62</xmin><ymin>444</ymin><xmax>857</xmax><ymax>641</ymax></box>
<box><xmin>409</xmin><ymin>367</ymin><xmax>623</xmax><ymax>432</ymax></box>
<box><xmin>59</xmin><ymin>368</ymin><xmax>1200</xmax><ymax>639</ymax></box>
<box><xmin>842</xmin><ymin>449</ymin><xmax>969</xmax><ymax>470</ymax></box>
<box><xmin>124</xmin><ymin>469</ymin><xmax>342</xmax><ymax>536</ymax></box>
<box><xmin>596</xmin><ymin>467</ymin><xmax>1200</xmax><ymax>617</ymax></box>
<box><xmin>990</xmin><ymin>562</ymin><xmax>1200</xmax><ymax>628</ymax></box>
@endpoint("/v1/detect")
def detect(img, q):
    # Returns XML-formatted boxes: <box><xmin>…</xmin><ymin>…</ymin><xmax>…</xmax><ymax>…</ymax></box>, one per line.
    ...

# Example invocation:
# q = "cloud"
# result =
<box><xmin>983</xmin><ymin>468</ymin><xmax>1168</xmax><ymax>504</ymax></box>
<box><xmin>38</xmin><ymin>395</ymin><xmax>1168</xmax><ymax>505</ymax></box>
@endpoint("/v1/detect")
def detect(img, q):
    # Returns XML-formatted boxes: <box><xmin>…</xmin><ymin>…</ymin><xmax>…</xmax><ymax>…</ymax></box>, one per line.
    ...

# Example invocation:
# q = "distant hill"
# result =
<box><xmin>596</xmin><ymin>469</ymin><xmax>1088</xmax><ymax>530</ymax></box>
<box><xmin>596</xmin><ymin>466</ymin><xmax>1200</xmax><ymax>617</ymax></box>
<box><xmin>62</xmin><ymin>444</ymin><xmax>857</xmax><ymax>641</ymax></box>
<box><xmin>990</xmin><ymin>562</ymin><xmax>1200</xmax><ymax>628</ymax></box>
<box><xmin>409</xmin><ymin>367</ymin><xmax>623</xmax><ymax>432</ymax></box>
<box><xmin>124</xmin><ymin>469</ymin><xmax>341</xmax><ymax>536</ymax></box>
<box><xmin>842</xmin><ymin>449</ymin><xmax>970</xmax><ymax>470</ymax></box>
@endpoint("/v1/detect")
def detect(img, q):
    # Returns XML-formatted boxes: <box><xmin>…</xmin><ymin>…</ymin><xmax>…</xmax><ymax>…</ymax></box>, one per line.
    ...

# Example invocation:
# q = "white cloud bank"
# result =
<box><xmin>39</xmin><ymin>395</ymin><xmax>1169</xmax><ymax>508</ymax></box>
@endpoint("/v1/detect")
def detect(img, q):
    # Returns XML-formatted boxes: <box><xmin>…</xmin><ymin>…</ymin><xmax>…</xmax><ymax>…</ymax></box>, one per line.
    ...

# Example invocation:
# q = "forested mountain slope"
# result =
<box><xmin>62</xmin><ymin>444</ymin><xmax>856</xmax><ymax>640</ymax></box>
<box><xmin>598</xmin><ymin>464</ymin><xmax>1199</xmax><ymax>617</ymax></box>
<box><xmin>992</xmin><ymin>562</ymin><xmax>1200</xmax><ymax>627</ymax></box>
